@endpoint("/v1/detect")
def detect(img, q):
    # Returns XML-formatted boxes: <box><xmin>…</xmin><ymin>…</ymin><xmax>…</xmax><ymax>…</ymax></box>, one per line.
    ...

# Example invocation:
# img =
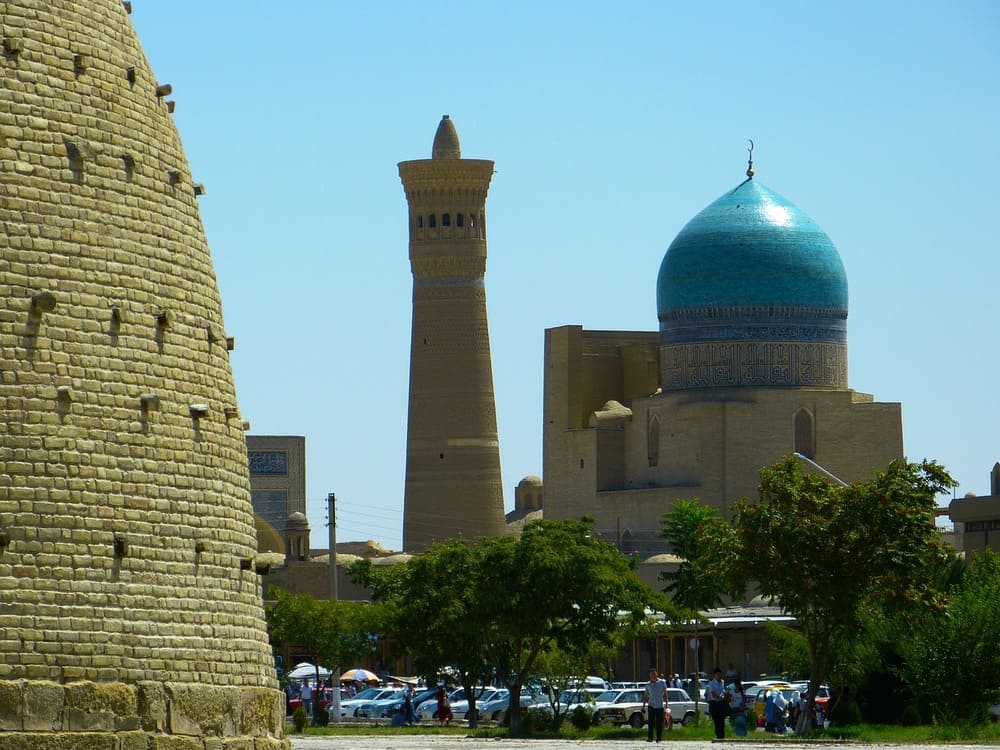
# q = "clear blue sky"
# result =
<box><xmin>131</xmin><ymin>1</ymin><xmax>999</xmax><ymax>552</ymax></box>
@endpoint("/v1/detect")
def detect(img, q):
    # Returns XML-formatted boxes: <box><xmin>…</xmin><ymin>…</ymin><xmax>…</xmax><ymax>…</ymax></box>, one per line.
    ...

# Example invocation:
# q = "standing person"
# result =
<box><xmin>300</xmin><ymin>681</ymin><xmax>313</xmax><ymax>718</ymax></box>
<box><xmin>642</xmin><ymin>668</ymin><xmax>668</xmax><ymax>743</ymax></box>
<box><xmin>435</xmin><ymin>684</ymin><xmax>452</xmax><ymax>725</ymax></box>
<box><xmin>707</xmin><ymin>667</ymin><xmax>728</xmax><ymax>739</ymax></box>
<box><xmin>403</xmin><ymin>685</ymin><xmax>415</xmax><ymax>726</ymax></box>
<box><xmin>728</xmin><ymin>678</ymin><xmax>748</xmax><ymax>736</ymax></box>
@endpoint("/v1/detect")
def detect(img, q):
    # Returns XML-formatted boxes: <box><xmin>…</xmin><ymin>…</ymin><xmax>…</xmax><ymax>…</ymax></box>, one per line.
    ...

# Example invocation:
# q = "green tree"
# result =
<box><xmin>896</xmin><ymin>550</ymin><xmax>1000</xmax><ymax>722</ymax></box>
<box><xmin>728</xmin><ymin>457</ymin><xmax>954</xmax><ymax>733</ymax></box>
<box><xmin>530</xmin><ymin>643</ymin><xmax>611</xmax><ymax>731</ymax></box>
<box><xmin>266</xmin><ymin>588</ymin><xmax>381</xmax><ymax>720</ymax></box>
<box><xmin>659</xmin><ymin>499</ymin><xmax>734</xmax><ymax>611</ymax></box>
<box><xmin>350</xmin><ymin>540</ymin><xmax>494</xmax><ymax>727</ymax></box>
<box><xmin>475</xmin><ymin>518</ymin><xmax>677</xmax><ymax>736</ymax></box>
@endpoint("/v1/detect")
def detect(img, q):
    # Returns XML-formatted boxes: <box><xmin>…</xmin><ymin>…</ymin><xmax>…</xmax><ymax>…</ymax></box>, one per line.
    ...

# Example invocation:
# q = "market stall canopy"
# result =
<box><xmin>340</xmin><ymin>668</ymin><xmax>379</xmax><ymax>683</ymax></box>
<box><xmin>288</xmin><ymin>662</ymin><xmax>332</xmax><ymax>680</ymax></box>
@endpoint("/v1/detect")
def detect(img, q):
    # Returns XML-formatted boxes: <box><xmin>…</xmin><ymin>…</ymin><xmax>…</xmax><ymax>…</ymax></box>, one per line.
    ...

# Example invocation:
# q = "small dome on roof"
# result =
<box><xmin>518</xmin><ymin>475</ymin><xmax>543</xmax><ymax>487</ymax></box>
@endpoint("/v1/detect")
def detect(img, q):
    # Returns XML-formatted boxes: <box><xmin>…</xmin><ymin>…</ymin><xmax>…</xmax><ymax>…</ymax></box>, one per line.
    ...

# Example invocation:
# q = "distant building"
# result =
<box><xmin>948</xmin><ymin>463</ymin><xmax>1000</xmax><ymax>555</ymax></box>
<box><xmin>544</xmin><ymin>169</ymin><xmax>905</xmax><ymax>558</ymax></box>
<box><xmin>247</xmin><ymin>435</ymin><xmax>306</xmax><ymax>554</ymax></box>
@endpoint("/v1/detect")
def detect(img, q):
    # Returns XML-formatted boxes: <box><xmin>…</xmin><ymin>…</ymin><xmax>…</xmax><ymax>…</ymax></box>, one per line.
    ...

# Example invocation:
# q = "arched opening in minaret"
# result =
<box><xmin>793</xmin><ymin>408</ymin><xmax>815</xmax><ymax>459</ymax></box>
<box><xmin>429</xmin><ymin>214</ymin><xmax>436</xmax><ymax>228</ymax></box>
<box><xmin>469</xmin><ymin>215</ymin><xmax>477</xmax><ymax>228</ymax></box>
<box><xmin>442</xmin><ymin>213</ymin><xmax>451</xmax><ymax>227</ymax></box>
<box><xmin>456</xmin><ymin>214</ymin><xmax>464</xmax><ymax>228</ymax></box>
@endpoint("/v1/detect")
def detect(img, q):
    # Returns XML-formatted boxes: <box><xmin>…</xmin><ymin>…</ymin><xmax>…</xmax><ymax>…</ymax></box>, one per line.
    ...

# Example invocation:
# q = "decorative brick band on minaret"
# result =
<box><xmin>0</xmin><ymin>1</ymin><xmax>285</xmax><ymax>746</ymax></box>
<box><xmin>399</xmin><ymin>116</ymin><xmax>506</xmax><ymax>552</ymax></box>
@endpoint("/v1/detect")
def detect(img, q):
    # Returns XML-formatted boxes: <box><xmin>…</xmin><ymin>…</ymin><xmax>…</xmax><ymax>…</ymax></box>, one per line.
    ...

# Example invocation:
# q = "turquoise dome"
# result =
<box><xmin>657</xmin><ymin>179</ymin><xmax>847</xmax><ymax>347</ymax></box>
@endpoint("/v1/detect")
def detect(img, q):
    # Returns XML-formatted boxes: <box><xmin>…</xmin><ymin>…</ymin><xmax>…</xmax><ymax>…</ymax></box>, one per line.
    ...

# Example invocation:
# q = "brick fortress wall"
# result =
<box><xmin>0</xmin><ymin>0</ymin><xmax>286</xmax><ymax>745</ymax></box>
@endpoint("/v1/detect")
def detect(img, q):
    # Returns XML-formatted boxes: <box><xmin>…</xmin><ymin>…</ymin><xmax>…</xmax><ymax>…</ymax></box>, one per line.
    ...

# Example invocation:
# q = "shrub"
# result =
<box><xmin>571</xmin><ymin>704</ymin><xmax>594</xmax><ymax>731</ymax></box>
<box><xmin>829</xmin><ymin>699</ymin><xmax>862</xmax><ymax>727</ymax></box>
<box><xmin>900</xmin><ymin>704</ymin><xmax>921</xmax><ymax>726</ymax></box>
<box><xmin>312</xmin><ymin>706</ymin><xmax>329</xmax><ymax>727</ymax></box>
<box><xmin>292</xmin><ymin>706</ymin><xmax>308</xmax><ymax>733</ymax></box>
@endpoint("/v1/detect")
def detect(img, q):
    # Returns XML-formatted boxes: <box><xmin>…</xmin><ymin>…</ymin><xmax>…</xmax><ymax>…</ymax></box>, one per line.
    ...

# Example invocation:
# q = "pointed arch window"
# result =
<box><xmin>647</xmin><ymin>415</ymin><xmax>660</xmax><ymax>467</ymax></box>
<box><xmin>620</xmin><ymin>529</ymin><xmax>635</xmax><ymax>555</ymax></box>
<box><xmin>428</xmin><ymin>214</ymin><xmax>436</xmax><ymax>228</ymax></box>
<box><xmin>794</xmin><ymin>408</ymin><xmax>815</xmax><ymax>459</ymax></box>
<box><xmin>456</xmin><ymin>214</ymin><xmax>464</xmax><ymax>228</ymax></box>
<box><xmin>442</xmin><ymin>213</ymin><xmax>451</xmax><ymax>227</ymax></box>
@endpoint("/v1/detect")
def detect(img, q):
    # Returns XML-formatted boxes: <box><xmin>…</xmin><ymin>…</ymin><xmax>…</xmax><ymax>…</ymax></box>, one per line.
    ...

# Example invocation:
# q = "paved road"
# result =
<box><xmin>289</xmin><ymin>736</ymin><xmax>984</xmax><ymax>750</ymax></box>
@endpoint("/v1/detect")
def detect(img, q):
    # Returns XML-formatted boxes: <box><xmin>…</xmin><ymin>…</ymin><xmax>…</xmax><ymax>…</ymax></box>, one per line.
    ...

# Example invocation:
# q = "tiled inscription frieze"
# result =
<box><xmin>661</xmin><ymin>341</ymin><xmax>847</xmax><ymax>390</ymax></box>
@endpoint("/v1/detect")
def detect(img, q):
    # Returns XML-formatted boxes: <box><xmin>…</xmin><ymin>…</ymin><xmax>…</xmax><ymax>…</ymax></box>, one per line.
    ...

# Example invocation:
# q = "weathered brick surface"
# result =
<box><xmin>0</xmin><ymin>0</ymin><xmax>286</xmax><ymax>746</ymax></box>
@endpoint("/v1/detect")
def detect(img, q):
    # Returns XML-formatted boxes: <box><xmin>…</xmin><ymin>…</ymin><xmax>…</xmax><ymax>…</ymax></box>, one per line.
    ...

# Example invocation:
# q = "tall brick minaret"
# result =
<box><xmin>399</xmin><ymin>116</ymin><xmax>506</xmax><ymax>552</ymax></box>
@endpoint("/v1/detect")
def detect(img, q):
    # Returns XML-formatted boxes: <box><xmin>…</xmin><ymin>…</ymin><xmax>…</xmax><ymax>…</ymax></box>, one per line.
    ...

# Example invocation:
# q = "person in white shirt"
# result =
<box><xmin>707</xmin><ymin>667</ymin><xmax>728</xmax><ymax>739</ymax></box>
<box><xmin>642</xmin><ymin>668</ymin><xmax>669</xmax><ymax>743</ymax></box>
<box><xmin>727</xmin><ymin>678</ymin><xmax>748</xmax><ymax>736</ymax></box>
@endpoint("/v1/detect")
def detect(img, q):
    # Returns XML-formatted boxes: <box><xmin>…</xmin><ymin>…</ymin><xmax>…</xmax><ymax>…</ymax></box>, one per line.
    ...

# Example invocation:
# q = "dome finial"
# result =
<box><xmin>746</xmin><ymin>139</ymin><xmax>755</xmax><ymax>179</ymax></box>
<box><xmin>431</xmin><ymin>115</ymin><xmax>461</xmax><ymax>159</ymax></box>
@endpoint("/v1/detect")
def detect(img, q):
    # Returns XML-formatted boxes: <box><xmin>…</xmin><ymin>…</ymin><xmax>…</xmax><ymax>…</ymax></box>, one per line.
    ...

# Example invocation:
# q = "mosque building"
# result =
<box><xmin>544</xmin><ymin>152</ymin><xmax>905</xmax><ymax>558</ymax></box>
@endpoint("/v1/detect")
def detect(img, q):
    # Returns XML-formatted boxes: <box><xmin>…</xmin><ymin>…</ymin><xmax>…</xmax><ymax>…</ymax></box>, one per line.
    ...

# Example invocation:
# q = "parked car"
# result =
<box><xmin>528</xmin><ymin>686</ymin><xmax>603</xmax><ymax>719</ymax></box>
<box><xmin>286</xmin><ymin>686</ymin><xmax>346</xmax><ymax>716</ymax></box>
<box><xmin>591</xmin><ymin>688</ymin><xmax>647</xmax><ymax>727</ymax></box>
<box><xmin>358</xmin><ymin>687</ymin><xmax>438</xmax><ymax>720</ymax></box>
<box><xmin>610</xmin><ymin>681</ymin><xmax>644</xmax><ymax>690</ymax></box>
<box><xmin>664</xmin><ymin>688</ymin><xmax>699</xmax><ymax>727</ymax></box>
<box><xmin>332</xmin><ymin>687</ymin><xmax>399</xmax><ymax>719</ymax></box>
<box><xmin>477</xmin><ymin>687</ymin><xmax>540</xmax><ymax>723</ymax></box>
<box><xmin>790</xmin><ymin>682</ymin><xmax>831</xmax><ymax>712</ymax></box>
<box><xmin>352</xmin><ymin>687</ymin><xmax>410</xmax><ymax>719</ymax></box>
<box><xmin>448</xmin><ymin>687</ymin><xmax>505</xmax><ymax>721</ymax></box>
<box><xmin>416</xmin><ymin>687</ymin><xmax>464</xmax><ymax>722</ymax></box>
<box><xmin>592</xmin><ymin>686</ymin><xmax>698</xmax><ymax>729</ymax></box>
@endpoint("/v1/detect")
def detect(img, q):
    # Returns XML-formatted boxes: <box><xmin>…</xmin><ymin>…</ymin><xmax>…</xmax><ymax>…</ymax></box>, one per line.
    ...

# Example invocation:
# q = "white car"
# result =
<box><xmin>477</xmin><ymin>687</ymin><xmax>541</xmax><ymax>723</ymax></box>
<box><xmin>592</xmin><ymin>688</ymin><xmax>647</xmax><ymax>727</ymax></box>
<box><xmin>593</xmin><ymin>687</ymin><xmax>698</xmax><ymax>729</ymax></box>
<box><xmin>528</xmin><ymin>686</ymin><xmax>604</xmax><ymax>719</ymax></box>
<box><xmin>416</xmin><ymin>688</ymin><xmax>464</xmax><ymax>722</ymax></box>
<box><xmin>333</xmin><ymin>687</ymin><xmax>400</xmax><ymax>719</ymax></box>
<box><xmin>449</xmin><ymin>687</ymin><xmax>505</xmax><ymax>721</ymax></box>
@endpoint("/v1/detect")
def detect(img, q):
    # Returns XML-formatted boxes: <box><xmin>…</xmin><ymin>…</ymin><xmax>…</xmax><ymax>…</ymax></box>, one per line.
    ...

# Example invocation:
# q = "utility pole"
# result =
<box><xmin>327</xmin><ymin>493</ymin><xmax>338</xmax><ymax>600</ymax></box>
<box><xmin>327</xmin><ymin>492</ymin><xmax>341</xmax><ymax>723</ymax></box>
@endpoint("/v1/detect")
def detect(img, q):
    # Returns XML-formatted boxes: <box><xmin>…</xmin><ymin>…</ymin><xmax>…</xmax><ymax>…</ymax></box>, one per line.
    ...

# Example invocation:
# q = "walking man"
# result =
<box><xmin>642</xmin><ymin>668</ymin><xmax>668</xmax><ymax>743</ymax></box>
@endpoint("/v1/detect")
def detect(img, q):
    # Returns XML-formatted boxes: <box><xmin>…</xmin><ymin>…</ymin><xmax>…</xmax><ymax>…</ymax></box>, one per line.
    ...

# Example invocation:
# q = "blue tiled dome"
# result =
<box><xmin>658</xmin><ymin>179</ymin><xmax>847</xmax><ymax>316</ymax></box>
<box><xmin>657</xmin><ymin>179</ymin><xmax>848</xmax><ymax>347</ymax></box>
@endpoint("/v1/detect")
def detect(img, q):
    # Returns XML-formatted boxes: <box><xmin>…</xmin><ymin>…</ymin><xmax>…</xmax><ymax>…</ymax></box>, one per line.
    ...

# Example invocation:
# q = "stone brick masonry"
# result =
<box><xmin>0</xmin><ymin>0</ymin><xmax>286</xmax><ymax>745</ymax></box>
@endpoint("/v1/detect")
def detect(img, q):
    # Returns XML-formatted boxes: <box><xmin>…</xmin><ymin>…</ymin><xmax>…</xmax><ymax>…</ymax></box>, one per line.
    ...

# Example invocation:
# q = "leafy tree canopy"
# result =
<box><xmin>266</xmin><ymin>587</ymin><xmax>381</xmax><ymax>699</ymax></box>
<box><xmin>350</xmin><ymin>540</ymin><xmax>493</xmax><ymax>726</ymax></box>
<box><xmin>659</xmin><ymin>498</ymin><xmax>734</xmax><ymax>612</ymax></box>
